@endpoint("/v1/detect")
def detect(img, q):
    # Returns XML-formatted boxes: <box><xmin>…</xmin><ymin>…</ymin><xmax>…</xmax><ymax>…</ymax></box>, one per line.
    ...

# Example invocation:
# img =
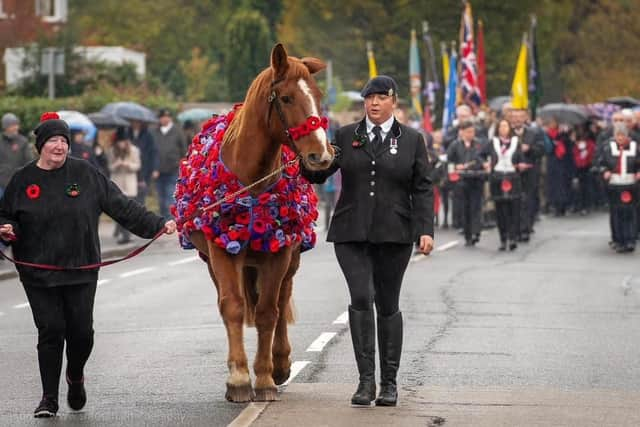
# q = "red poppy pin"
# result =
<box><xmin>621</xmin><ymin>190</ymin><xmax>633</xmax><ymax>204</ymax></box>
<box><xmin>352</xmin><ymin>133</ymin><xmax>368</xmax><ymax>148</ymax></box>
<box><xmin>26</xmin><ymin>184</ymin><xmax>40</xmax><ymax>199</ymax></box>
<box><xmin>66</xmin><ymin>183</ymin><xmax>80</xmax><ymax>198</ymax></box>
<box><xmin>501</xmin><ymin>179</ymin><xmax>513</xmax><ymax>193</ymax></box>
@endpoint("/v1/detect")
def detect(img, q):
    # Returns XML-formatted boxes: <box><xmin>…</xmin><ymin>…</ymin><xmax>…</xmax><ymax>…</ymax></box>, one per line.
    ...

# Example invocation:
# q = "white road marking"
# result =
<box><xmin>97</xmin><ymin>279</ymin><xmax>111</xmax><ymax>286</ymax></box>
<box><xmin>306</xmin><ymin>332</ymin><xmax>336</xmax><ymax>352</ymax></box>
<box><xmin>435</xmin><ymin>240</ymin><xmax>459</xmax><ymax>252</ymax></box>
<box><xmin>168</xmin><ymin>256</ymin><xmax>199</xmax><ymax>266</ymax></box>
<box><xmin>119</xmin><ymin>267</ymin><xmax>155</xmax><ymax>278</ymax></box>
<box><xmin>282</xmin><ymin>360</ymin><xmax>310</xmax><ymax>386</ymax></box>
<box><xmin>411</xmin><ymin>240</ymin><xmax>459</xmax><ymax>263</ymax></box>
<box><xmin>227</xmin><ymin>402</ymin><xmax>268</xmax><ymax>427</ymax></box>
<box><xmin>13</xmin><ymin>302</ymin><xmax>29</xmax><ymax>309</ymax></box>
<box><xmin>332</xmin><ymin>311</ymin><xmax>348</xmax><ymax>325</ymax></box>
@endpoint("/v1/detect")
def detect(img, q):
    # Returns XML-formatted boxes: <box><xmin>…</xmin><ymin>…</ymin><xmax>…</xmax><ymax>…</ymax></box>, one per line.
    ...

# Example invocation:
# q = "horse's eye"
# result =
<box><xmin>281</xmin><ymin>95</ymin><xmax>292</xmax><ymax>104</ymax></box>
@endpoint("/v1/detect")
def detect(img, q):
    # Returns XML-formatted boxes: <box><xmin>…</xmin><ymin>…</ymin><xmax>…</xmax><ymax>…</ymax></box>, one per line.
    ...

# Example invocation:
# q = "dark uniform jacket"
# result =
<box><xmin>303</xmin><ymin>117</ymin><xmax>433</xmax><ymax>243</ymax></box>
<box><xmin>446</xmin><ymin>138</ymin><xmax>485</xmax><ymax>176</ymax></box>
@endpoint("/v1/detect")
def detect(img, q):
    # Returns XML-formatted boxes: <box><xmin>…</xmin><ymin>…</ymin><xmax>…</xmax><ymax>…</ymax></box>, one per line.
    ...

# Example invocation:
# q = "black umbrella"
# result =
<box><xmin>88</xmin><ymin>112</ymin><xmax>130</xmax><ymax>128</ymax></box>
<box><xmin>538</xmin><ymin>103</ymin><xmax>589</xmax><ymax>125</ymax></box>
<box><xmin>605</xmin><ymin>96</ymin><xmax>640</xmax><ymax>109</ymax></box>
<box><xmin>100</xmin><ymin>102</ymin><xmax>158</xmax><ymax>123</ymax></box>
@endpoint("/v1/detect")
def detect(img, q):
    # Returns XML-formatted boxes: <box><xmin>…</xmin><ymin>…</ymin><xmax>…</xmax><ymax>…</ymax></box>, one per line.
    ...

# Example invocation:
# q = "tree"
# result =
<box><xmin>179</xmin><ymin>47</ymin><xmax>224</xmax><ymax>102</ymax></box>
<box><xmin>224</xmin><ymin>9</ymin><xmax>273</xmax><ymax>102</ymax></box>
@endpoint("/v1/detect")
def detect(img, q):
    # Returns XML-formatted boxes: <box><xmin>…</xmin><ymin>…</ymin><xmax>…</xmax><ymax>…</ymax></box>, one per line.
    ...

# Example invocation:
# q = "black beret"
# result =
<box><xmin>360</xmin><ymin>75</ymin><xmax>398</xmax><ymax>98</ymax></box>
<box><xmin>34</xmin><ymin>112</ymin><xmax>70</xmax><ymax>153</ymax></box>
<box><xmin>157</xmin><ymin>108</ymin><xmax>172</xmax><ymax>118</ymax></box>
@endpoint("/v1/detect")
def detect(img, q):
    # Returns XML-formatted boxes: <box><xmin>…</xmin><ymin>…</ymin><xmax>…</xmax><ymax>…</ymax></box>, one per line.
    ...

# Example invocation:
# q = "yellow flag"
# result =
<box><xmin>511</xmin><ymin>36</ymin><xmax>528</xmax><ymax>109</ymax></box>
<box><xmin>441</xmin><ymin>43</ymin><xmax>450</xmax><ymax>87</ymax></box>
<box><xmin>367</xmin><ymin>42</ymin><xmax>378</xmax><ymax>78</ymax></box>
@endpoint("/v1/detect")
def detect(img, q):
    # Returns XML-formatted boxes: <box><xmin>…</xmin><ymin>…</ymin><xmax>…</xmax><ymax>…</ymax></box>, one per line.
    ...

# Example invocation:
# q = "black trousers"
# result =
<box><xmin>334</xmin><ymin>242</ymin><xmax>413</xmax><ymax>316</ymax></box>
<box><xmin>23</xmin><ymin>282</ymin><xmax>97</xmax><ymax>399</ymax></box>
<box><xmin>495</xmin><ymin>199</ymin><xmax>520</xmax><ymax>242</ymax></box>
<box><xmin>461</xmin><ymin>179</ymin><xmax>483</xmax><ymax>241</ymax></box>
<box><xmin>609</xmin><ymin>201</ymin><xmax>637</xmax><ymax>246</ymax></box>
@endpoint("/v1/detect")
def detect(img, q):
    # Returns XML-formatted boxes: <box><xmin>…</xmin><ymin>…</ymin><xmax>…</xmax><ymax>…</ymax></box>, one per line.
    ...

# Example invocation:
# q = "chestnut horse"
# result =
<box><xmin>183</xmin><ymin>44</ymin><xmax>333</xmax><ymax>402</ymax></box>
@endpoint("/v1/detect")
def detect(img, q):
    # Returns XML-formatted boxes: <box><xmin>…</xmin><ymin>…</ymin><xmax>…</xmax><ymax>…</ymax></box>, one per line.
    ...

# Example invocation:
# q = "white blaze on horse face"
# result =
<box><xmin>297</xmin><ymin>79</ymin><xmax>331</xmax><ymax>161</ymax></box>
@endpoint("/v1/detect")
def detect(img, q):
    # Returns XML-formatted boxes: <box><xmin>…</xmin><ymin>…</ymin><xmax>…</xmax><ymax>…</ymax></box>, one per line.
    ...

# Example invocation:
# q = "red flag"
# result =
<box><xmin>477</xmin><ymin>19</ymin><xmax>487</xmax><ymax>104</ymax></box>
<box><xmin>423</xmin><ymin>105</ymin><xmax>433</xmax><ymax>133</ymax></box>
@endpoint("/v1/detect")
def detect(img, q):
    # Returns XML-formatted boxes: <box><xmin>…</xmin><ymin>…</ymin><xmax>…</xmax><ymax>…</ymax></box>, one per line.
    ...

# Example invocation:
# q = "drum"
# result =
<box><xmin>490</xmin><ymin>171</ymin><xmax>521</xmax><ymax>200</ymax></box>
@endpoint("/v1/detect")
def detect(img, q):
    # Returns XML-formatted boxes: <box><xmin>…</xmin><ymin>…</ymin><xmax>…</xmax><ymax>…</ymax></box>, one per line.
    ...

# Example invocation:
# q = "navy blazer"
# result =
<box><xmin>303</xmin><ymin>117</ymin><xmax>433</xmax><ymax>243</ymax></box>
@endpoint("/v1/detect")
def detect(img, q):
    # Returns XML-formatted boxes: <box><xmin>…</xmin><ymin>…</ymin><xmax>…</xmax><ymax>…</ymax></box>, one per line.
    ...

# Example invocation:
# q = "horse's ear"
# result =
<box><xmin>301</xmin><ymin>57</ymin><xmax>326</xmax><ymax>75</ymax></box>
<box><xmin>271</xmin><ymin>43</ymin><xmax>289</xmax><ymax>79</ymax></box>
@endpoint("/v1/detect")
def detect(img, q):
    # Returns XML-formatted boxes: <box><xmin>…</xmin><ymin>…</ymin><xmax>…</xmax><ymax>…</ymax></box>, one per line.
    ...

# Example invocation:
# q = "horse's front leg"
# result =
<box><xmin>272</xmin><ymin>249</ymin><xmax>300</xmax><ymax>386</ymax></box>
<box><xmin>253</xmin><ymin>248</ymin><xmax>293</xmax><ymax>401</ymax></box>
<box><xmin>208</xmin><ymin>244</ymin><xmax>253</xmax><ymax>403</ymax></box>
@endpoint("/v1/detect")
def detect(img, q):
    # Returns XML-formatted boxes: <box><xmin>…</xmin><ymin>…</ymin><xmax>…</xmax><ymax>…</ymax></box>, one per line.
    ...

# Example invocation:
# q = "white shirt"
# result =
<box><xmin>366</xmin><ymin>115</ymin><xmax>395</xmax><ymax>143</ymax></box>
<box><xmin>160</xmin><ymin>122</ymin><xmax>174</xmax><ymax>135</ymax></box>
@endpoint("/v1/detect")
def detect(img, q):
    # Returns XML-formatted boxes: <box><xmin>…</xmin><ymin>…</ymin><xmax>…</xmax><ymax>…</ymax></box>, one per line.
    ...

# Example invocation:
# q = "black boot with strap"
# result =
<box><xmin>348</xmin><ymin>306</ymin><xmax>376</xmax><ymax>406</ymax></box>
<box><xmin>375</xmin><ymin>311</ymin><xmax>403</xmax><ymax>406</ymax></box>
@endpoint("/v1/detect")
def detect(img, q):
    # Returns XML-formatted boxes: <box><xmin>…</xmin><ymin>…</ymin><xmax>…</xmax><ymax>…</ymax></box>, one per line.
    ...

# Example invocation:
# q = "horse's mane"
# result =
<box><xmin>223</xmin><ymin>58</ymin><xmax>313</xmax><ymax>145</ymax></box>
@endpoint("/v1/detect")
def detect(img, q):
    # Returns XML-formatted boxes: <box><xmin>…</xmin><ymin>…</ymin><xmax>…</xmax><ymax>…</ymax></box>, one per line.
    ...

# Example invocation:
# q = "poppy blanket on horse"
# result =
<box><xmin>172</xmin><ymin>105</ymin><xmax>319</xmax><ymax>255</ymax></box>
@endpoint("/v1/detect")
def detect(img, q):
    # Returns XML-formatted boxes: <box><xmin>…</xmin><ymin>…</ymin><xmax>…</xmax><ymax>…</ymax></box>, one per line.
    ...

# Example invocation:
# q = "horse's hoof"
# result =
<box><xmin>272</xmin><ymin>368</ymin><xmax>291</xmax><ymax>386</ymax></box>
<box><xmin>253</xmin><ymin>386</ymin><xmax>279</xmax><ymax>402</ymax></box>
<box><xmin>225</xmin><ymin>383</ymin><xmax>255</xmax><ymax>403</ymax></box>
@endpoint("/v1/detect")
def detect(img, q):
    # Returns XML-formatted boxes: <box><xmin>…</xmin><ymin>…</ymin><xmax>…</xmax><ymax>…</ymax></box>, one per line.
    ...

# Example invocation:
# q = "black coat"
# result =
<box><xmin>303</xmin><ymin>118</ymin><xmax>433</xmax><ymax>243</ymax></box>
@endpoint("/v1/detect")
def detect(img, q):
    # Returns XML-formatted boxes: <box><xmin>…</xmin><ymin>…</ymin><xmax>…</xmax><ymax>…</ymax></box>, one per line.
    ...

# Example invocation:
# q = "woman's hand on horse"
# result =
<box><xmin>164</xmin><ymin>220</ymin><xmax>177</xmax><ymax>234</ymax></box>
<box><xmin>418</xmin><ymin>235</ymin><xmax>434</xmax><ymax>255</ymax></box>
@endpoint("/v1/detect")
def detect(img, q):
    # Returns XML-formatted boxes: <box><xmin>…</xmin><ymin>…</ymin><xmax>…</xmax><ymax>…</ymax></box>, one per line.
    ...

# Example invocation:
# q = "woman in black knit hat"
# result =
<box><xmin>0</xmin><ymin>112</ymin><xmax>177</xmax><ymax>418</ymax></box>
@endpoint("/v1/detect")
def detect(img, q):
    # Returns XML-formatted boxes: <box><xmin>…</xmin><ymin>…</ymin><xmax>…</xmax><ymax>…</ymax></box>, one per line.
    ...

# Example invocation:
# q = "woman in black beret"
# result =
<box><xmin>0</xmin><ymin>112</ymin><xmax>177</xmax><ymax>418</ymax></box>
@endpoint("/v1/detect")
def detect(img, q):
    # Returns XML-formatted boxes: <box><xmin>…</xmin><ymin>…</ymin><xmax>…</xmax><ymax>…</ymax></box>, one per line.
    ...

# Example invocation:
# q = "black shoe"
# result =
<box><xmin>472</xmin><ymin>234</ymin><xmax>480</xmax><ymax>244</ymax></box>
<box><xmin>464</xmin><ymin>239</ymin><xmax>474</xmax><ymax>247</ymax></box>
<box><xmin>626</xmin><ymin>244</ymin><xmax>636</xmax><ymax>253</ymax></box>
<box><xmin>34</xmin><ymin>396</ymin><xmax>58</xmax><ymax>418</ymax></box>
<box><xmin>498</xmin><ymin>241</ymin><xmax>506</xmax><ymax>251</ymax></box>
<box><xmin>520</xmin><ymin>234</ymin><xmax>530</xmax><ymax>243</ymax></box>
<box><xmin>348</xmin><ymin>306</ymin><xmax>376</xmax><ymax>406</ymax></box>
<box><xmin>509</xmin><ymin>242</ymin><xmax>518</xmax><ymax>251</ymax></box>
<box><xmin>375</xmin><ymin>383</ymin><xmax>398</xmax><ymax>406</ymax></box>
<box><xmin>67</xmin><ymin>373</ymin><xmax>87</xmax><ymax>411</ymax></box>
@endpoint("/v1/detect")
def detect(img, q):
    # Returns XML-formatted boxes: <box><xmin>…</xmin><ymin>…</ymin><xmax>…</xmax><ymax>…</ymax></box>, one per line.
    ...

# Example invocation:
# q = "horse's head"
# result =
<box><xmin>265</xmin><ymin>44</ymin><xmax>335</xmax><ymax>171</ymax></box>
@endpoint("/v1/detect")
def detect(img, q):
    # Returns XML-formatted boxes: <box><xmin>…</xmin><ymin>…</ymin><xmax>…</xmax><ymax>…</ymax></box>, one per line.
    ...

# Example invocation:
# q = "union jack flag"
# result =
<box><xmin>459</xmin><ymin>2</ymin><xmax>481</xmax><ymax>107</ymax></box>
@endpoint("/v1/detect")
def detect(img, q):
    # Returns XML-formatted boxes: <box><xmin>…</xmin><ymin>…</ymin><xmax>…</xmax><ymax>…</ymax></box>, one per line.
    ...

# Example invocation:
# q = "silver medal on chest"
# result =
<box><xmin>390</xmin><ymin>138</ymin><xmax>398</xmax><ymax>155</ymax></box>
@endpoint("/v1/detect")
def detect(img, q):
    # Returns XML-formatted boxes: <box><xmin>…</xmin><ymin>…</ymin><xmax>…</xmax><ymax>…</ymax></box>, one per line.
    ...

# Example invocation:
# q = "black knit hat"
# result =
<box><xmin>360</xmin><ymin>75</ymin><xmax>398</xmax><ymax>98</ymax></box>
<box><xmin>34</xmin><ymin>112</ymin><xmax>70</xmax><ymax>153</ymax></box>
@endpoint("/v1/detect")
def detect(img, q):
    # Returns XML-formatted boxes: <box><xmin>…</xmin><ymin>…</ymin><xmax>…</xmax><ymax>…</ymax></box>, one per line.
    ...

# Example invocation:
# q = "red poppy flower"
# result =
<box><xmin>228</xmin><ymin>230</ymin><xmax>240</xmax><ymax>241</ymax></box>
<box><xmin>352</xmin><ymin>140</ymin><xmax>361</xmax><ymax>148</ymax></box>
<box><xmin>250</xmin><ymin>239</ymin><xmax>262</xmax><ymax>251</ymax></box>
<box><xmin>501</xmin><ymin>179</ymin><xmax>513</xmax><ymax>193</ymax></box>
<box><xmin>253</xmin><ymin>219</ymin><xmax>266</xmax><ymax>234</ymax></box>
<box><xmin>235</xmin><ymin>212</ymin><xmax>250</xmax><ymax>225</ymax></box>
<box><xmin>26</xmin><ymin>184</ymin><xmax>40</xmax><ymax>199</ymax></box>
<box><xmin>279</xmin><ymin>206</ymin><xmax>289</xmax><ymax>217</ymax></box>
<box><xmin>308</xmin><ymin>116</ymin><xmax>320</xmax><ymax>128</ymax></box>
<box><xmin>621</xmin><ymin>190</ymin><xmax>633</xmax><ymax>204</ymax></box>
<box><xmin>269</xmin><ymin>239</ymin><xmax>280</xmax><ymax>253</ymax></box>
<box><xmin>258</xmin><ymin>193</ymin><xmax>271</xmax><ymax>205</ymax></box>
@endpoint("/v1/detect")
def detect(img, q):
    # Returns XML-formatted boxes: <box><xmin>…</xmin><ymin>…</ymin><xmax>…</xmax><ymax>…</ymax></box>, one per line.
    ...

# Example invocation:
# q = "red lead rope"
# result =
<box><xmin>0</xmin><ymin>228</ymin><xmax>166</xmax><ymax>271</ymax></box>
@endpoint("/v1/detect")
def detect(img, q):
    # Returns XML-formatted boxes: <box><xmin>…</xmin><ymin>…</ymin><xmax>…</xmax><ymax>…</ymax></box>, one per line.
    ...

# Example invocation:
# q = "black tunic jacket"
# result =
<box><xmin>0</xmin><ymin>158</ymin><xmax>165</xmax><ymax>287</ymax></box>
<box><xmin>303</xmin><ymin>118</ymin><xmax>433</xmax><ymax>243</ymax></box>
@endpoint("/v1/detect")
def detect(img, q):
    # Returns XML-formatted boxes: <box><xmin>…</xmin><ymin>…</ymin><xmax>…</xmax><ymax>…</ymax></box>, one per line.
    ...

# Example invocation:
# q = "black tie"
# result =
<box><xmin>372</xmin><ymin>126</ymin><xmax>382</xmax><ymax>144</ymax></box>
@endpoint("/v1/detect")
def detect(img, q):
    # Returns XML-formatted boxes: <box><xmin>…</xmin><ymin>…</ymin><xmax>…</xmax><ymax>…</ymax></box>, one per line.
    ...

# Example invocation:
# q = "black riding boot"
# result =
<box><xmin>375</xmin><ymin>311</ymin><xmax>403</xmax><ymax>406</ymax></box>
<box><xmin>348</xmin><ymin>306</ymin><xmax>376</xmax><ymax>406</ymax></box>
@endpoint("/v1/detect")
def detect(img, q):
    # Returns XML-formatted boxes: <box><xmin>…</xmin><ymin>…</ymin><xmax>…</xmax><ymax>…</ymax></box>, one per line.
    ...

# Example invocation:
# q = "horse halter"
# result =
<box><xmin>267</xmin><ymin>78</ymin><xmax>329</xmax><ymax>148</ymax></box>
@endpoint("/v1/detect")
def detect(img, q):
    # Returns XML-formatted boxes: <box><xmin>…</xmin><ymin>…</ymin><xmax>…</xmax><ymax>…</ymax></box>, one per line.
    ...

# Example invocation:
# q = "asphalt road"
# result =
<box><xmin>1</xmin><ymin>212</ymin><xmax>639</xmax><ymax>426</ymax></box>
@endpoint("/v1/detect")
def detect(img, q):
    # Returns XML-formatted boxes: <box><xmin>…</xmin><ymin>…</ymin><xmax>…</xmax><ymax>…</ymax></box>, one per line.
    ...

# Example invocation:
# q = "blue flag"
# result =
<box><xmin>443</xmin><ymin>51</ymin><xmax>458</xmax><ymax>129</ymax></box>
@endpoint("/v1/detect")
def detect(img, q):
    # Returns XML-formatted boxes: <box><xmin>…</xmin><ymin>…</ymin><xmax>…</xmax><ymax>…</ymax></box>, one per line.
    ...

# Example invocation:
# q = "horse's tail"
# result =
<box><xmin>242</xmin><ymin>267</ymin><xmax>296</xmax><ymax>326</ymax></box>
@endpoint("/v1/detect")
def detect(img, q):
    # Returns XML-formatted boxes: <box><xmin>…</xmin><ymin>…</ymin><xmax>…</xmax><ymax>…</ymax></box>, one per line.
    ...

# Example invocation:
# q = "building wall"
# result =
<box><xmin>0</xmin><ymin>0</ymin><xmax>66</xmax><ymax>88</ymax></box>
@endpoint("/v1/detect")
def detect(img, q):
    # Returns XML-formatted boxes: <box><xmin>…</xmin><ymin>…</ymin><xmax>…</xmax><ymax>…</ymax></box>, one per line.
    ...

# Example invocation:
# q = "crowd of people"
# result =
<box><xmin>0</xmin><ymin>109</ymin><xmax>189</xmax><ymax>245</ymax></box>
<box><xmin>408</xmin><ymin>102</ymin><xmax>640</xmax><ymax>253</ymax></box>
